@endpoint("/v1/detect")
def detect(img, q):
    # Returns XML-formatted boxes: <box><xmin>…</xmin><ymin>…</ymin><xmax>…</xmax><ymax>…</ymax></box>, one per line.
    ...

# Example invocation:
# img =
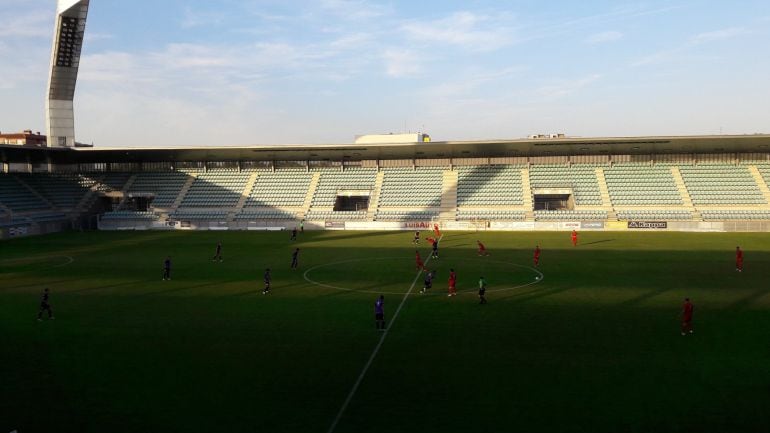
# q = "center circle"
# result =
<box><xmin>303</xmin><ymin>256</ymin><xmax>543</xmax><ymax>295</ymax></box>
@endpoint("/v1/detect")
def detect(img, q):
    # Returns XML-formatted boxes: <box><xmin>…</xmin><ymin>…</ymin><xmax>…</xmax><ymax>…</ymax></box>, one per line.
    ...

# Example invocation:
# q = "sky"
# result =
<box><xmin>0</xmin><ymin>0</ymin><xmax>769</xmax><ymax>147</ymax></box>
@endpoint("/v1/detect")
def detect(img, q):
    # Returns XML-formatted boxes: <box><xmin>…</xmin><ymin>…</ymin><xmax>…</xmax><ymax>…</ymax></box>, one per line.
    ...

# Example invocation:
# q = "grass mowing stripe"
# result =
<box><xmin>326</xmin><ymin>235</ymin><xmax>442</xmax><ymax>433</ymax></box>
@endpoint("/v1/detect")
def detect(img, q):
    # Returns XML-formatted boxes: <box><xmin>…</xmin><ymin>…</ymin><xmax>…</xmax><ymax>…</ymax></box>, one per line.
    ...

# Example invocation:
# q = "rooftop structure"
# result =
<box><xmin>45</xmin><ymin>0</ymin><xmax>90</xmax><ymax>148</ymax></box>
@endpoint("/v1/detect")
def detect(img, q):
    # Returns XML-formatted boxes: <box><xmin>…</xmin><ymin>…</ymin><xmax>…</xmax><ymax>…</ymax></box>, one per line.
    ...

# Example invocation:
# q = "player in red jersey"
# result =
<box><xmin>736</xmin><ymin>246</ymin><xmax>743</xmax><ymax>272</ymax></box>
<box><xmin>681</xmin><ymin>298</ymin><xmax>694</xmax><ymax>336</ymax></box>
<box><xmin>433</xmin><ymin>223</ymin><xmax>441</xmax><ymax>238</ymax></box>
<box><xmin>448</xmin><ymin>268</ymin><xmax>457</xmax><ymax>297</ymax></box>
<box><xmin>477</xmin><ymin>240</ymin><xmax>489</xmax><ymax>256</ymax></box>
<box><xmin>415</xmin><ymin>250</ymin><xmax>426</xmax><ymax>271</ymax></box>
<box><xmin>533</xmin><ymin>245</ymin><xmax>541</xmax><ymax>267</ymax></box>
<box><xmin>571</xmin><ymin>230</ymin><xmax>578</xmax><ymax>246</ymax></box>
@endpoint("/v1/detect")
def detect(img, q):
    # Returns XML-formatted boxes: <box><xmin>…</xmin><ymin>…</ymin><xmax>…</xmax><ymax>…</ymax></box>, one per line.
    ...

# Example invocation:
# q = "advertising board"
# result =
<box><xmin>627</xmin><ymin>221</ymin><xmax>667</xmax><ymax>229</ymax></box>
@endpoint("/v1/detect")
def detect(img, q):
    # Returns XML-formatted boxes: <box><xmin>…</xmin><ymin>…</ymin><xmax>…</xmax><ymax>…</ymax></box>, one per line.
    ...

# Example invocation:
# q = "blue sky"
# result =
<box><xmin>1</xmin><ymin>0</ymin><xmax>769</xmax><ymax>146</ymax></box>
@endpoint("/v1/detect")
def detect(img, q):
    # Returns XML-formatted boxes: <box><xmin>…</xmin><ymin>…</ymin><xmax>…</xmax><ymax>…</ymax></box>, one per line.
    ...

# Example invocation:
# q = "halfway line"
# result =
<box><xmin>326</xmin><ymin>235</ymin><xmax>442</xmax><ymax>433</ymax></box>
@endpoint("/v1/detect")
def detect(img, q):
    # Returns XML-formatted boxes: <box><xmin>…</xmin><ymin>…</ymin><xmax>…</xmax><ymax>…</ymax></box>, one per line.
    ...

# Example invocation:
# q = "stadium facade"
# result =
<box><xmin>3</xmin><ymin>0</ymin><xmax>770</xmax><ymax>238</ymax></box>
<box><xmin>3</xmin><ymin>134</ymin><xmax>770</xmax><ymax>238</ymax></box>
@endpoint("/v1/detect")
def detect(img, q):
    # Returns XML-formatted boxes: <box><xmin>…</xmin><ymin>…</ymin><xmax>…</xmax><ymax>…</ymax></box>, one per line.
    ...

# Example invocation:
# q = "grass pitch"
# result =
<box><xmin>2</xmin><ymin>230</ymin><xmax>770</xmax><ymax>433</ymax></box>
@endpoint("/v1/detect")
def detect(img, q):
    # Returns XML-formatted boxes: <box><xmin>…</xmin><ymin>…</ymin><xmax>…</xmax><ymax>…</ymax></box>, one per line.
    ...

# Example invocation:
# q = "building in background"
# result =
<box><xmin>0</xmin><ymin>130</ymin><xmax>47</xmax><ymax>147</ymax></box>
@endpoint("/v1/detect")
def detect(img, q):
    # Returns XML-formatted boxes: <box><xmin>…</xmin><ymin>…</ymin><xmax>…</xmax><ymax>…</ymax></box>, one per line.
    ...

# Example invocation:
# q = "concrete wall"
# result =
<box><xmin>95</xmin><ymin>219</ymin><xmax>770</xmax><ymax>233</ymax></box>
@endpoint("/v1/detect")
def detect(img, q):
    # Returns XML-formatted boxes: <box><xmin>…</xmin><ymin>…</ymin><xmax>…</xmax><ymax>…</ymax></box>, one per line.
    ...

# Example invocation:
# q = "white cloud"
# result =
<box><xmin>84</xmin><ymin>32</ymin><xmax>114</xmax><ymax>42</ymax></box>
<box><xmin>585</xmin><ymin>31</ymin><xmax>623</xmax><ymax>44</ymax></box>
<box><xmin>689</xmin><ymin>27</ymin><xmax>747</xmax><ymax>44</ymax></box>
<box><xmin>0</xmin><ymin>9</ymin><xmax>53</xmax><ymax>38</ymax></box>
<box><xmin>633</xmin><ymin>26</ymin><xmax>748</xmax><ymax>66</ymax></box>
<box><xmin>425</xmin><ymin>66</ymin><xmax>524</xmax><ymax>99</ymax></box>
<box><xmin>401</xmin><ymin>11</ymin><xmax>516</xmax><ymax>51</ymax></box>
<box><xmin>320</xmin><ymin>0</ymin><xmax>390</xmax><ymax>20</ymax></box>
<box><xmin>382</xmin><ymin>49</ymin><xmax>422</xmax><ymax>78</ymax></box>
<box><xmin>181</xmin><ymin>7</ymin><xmax>227</xmax><ymax>29</ymax></box>
<box><xmin>329</xmin><ymin>33</ymin><xmax>373</xmax><ymax>50</ymax></box>
<box><xmin>536</xmin><ymin>74</ymin><xmax>602</xmax><ymax>100</ymax></box>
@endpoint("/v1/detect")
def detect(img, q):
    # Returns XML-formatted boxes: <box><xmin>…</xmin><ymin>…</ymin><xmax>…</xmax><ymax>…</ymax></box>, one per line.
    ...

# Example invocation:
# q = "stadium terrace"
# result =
<box><xmin>3</xmin><ymin>133</ymin><xmax>770</xmax><ymax>237</ymax></box>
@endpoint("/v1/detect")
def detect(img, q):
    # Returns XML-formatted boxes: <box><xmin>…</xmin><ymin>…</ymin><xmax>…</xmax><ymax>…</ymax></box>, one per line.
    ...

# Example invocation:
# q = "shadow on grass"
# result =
<box><xmin>581</xmin><ymin>239</ymin><xmax>615</xmax><ymax>246</ymax></box>
<box><xmin>619</xmin><ymin>286</ymin><xmax>674</xmax><ymax>307</ymax></box>
<box><xmin>66</xmin><ymin>280</ymin><xmax>146</xmax><ymax>294</ymax></box>
<box><xmin>730</xmin><ymin>288</ymin><xmax>770</xmax><ymax>310</ymax></box>
<box><xmin>2</xmin><ymin>278</ymin><xmax>83</xmax><ymax>291</ymax></box>
<box><xmin>500</xmin><ymin>284</ymin><xmax>576</xmax><ymax>304</ymax></box>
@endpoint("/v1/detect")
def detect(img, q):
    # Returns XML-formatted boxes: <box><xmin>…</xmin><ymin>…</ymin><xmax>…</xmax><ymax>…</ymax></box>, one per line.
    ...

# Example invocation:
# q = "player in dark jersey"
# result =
<box><xmin>478</xmin><ymin>276</ymin><xmax>488</xmax><ymax>304</ymax></box>
<box><xmin>262</xmin><ymin>268</ymin><xmax>272</xmax><ymax>294</ymax></box>
<box><xmin>290</xmin><ymin>227</ymin><xmax>298</xmax><ymax>241</ymax></box>
<box><xmin>37</xmin><ymin>288</ymin><xmax>54</xmax><ymax>321</ymax></box>
<box><xmin>374</xmin><ymin>295</ymin><xmax>385</xmax><ymax>330</ymax></box>
<box><xmin>534</xmin><ymin>245</ymin><xmax>541</xmax><ymax>267</ymax></box>
<box><xmin>163</xmin><ymin>256</ymin><xmax>172</xmax><ymax>280</ymax></box>
<box><xmin>291</xmin><ymin>248</ymin><xmax>300</xmax><ymax>269</ymax></box>
<box><xmin>212</xmin><ymin>242</ymin><xmax>223</xmax><ymax>262</ymax></box>
<box><xmin>431</xmin><ymin>238</ymin><xmax>439</xmax><ymax>259</ymax></box>
<box><xmin>736</xmin><ymin>246</ymin><xmax>743</xmax><ymax>272</ymax></box>
<box><xmin>413</xmin><ymin>231</ymin><xmax>420</xmax><ymax>244</ymax></box>
<box><xmin>421</xmin><ymin>270</ymin><xmax>436</xmax><ymax>294</ymax></box>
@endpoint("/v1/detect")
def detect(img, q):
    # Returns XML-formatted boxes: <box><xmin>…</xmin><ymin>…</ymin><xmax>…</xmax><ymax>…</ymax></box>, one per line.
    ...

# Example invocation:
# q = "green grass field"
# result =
<box><xmin>2</xmin><ymin>229</ymin><xmax>770</xmax><ymax>433</ymax></box>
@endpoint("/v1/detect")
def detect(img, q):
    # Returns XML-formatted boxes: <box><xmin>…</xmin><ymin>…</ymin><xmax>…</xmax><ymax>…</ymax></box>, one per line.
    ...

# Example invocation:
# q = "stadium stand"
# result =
<box><xmin>127</xmin><ymin>172</ymin><xmax>190</xmax><ymax>208</ymax></box>
<box><xmin>180</xmin><ymin>172</ymin><xmax>250</xmax><ymax>207</ymax></box>
<box><xmin>305</xmin><ymin>210</ymin><xmax>367</xmax><ymax>220</ymax></box>
<box><xmin>97</xmin><ymin>172</ymin><xmax>132</xmax><ymax>192</ymax></box>
<box><xmin>16</xmin><ymin>173</ymin><xmax>96</xmax><ymax>208</ymax></box>
<box><xmin>604</xmin><ymin>164</ymin><xmax>683</xmax><ymax>205</ymax></box>
<box><xmin>529</xmin><ymin>164</ymin><xmax>603</xmax><ymax>205</ymax></box>
<box><xmin>310</xmin><ymin>168</ymin><xmax>377</xmax><ymax>207</ymax></box>
<box><xmin>615</xmin><ymin>210</ymin><xmax>693</xmax><ymax>220</ymax></box>
<box><xmin>101</xmin><ymin>211</ymin><xmax>159</xmax><ymax>220</ymax></box>
<box><xmin>11</xmin><ymin>156</ymin><xmax>770</xmax><ymax>229</ymax></box>
<box><xmin>170</xmin><ymin>210</ymin><xmax>228</xmax><ymax>220</ymax></box>
<box><xmin>376</xmin><ymin>210</ymin><xmax>440</xmax><ymax>220</ymax></box>
<box><xmin>456</xmin><ymin>210</ymin><xmax>526</xmax><ymax>221</ymax></box>
<box><xmin>701</xmin><ymin>210</ymin><xmax>770</xmax><ymax>220</ymax></box>
<box><xmin>235</xmin><ymin>209</ymin><xmax>298</xmax><ymax>220</ymax></box>
<box><xmin>0</xmin><ymin>175</ymin><xmax>52</xmax><ymax>212</ymax></box>
<box><xmin>377</xmin><ymin>167</ymin><xmax>443</xmax><ymax>207</ymax></box>
<box><xmin>456</xmin><ymin>165</ymin><xmax>524</xmax><ymax>206</ymax></box>
<box><xmin>678</xmin><ymin>164</ymin><xmax>765</xmax><ymax>205</ymax></box>
<box><xmin>244</xmin><ymin>169</ymin><xmax>313</xmax><ymax>207</ymax></box>
<box><xmin>534</xmin><ymin>210</ymin><xmax>608</xmax><ymax>220</ymax></box>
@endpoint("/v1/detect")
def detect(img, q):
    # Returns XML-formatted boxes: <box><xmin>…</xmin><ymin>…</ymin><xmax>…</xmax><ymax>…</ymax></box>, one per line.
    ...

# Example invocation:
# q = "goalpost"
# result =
<box><xmin>471</xmin><ymin>218</ymin><xmax>489</xmax><ymax>232</ymax></box>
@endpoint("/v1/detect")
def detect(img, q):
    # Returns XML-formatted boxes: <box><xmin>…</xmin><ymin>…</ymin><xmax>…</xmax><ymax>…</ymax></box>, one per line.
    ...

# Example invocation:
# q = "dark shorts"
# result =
<box><xmin>424</xmin><ymin>282</ymin><xmax>432</xmax><ymax>289</ymax></box>
<box><xmin>375</xmin><ymin>313</ymin><xmax>384</xmax><ymax>321</ymax></box>
<box><xmin>40</xmin><ymin>302</ymin><xmax>50</xmax><ymax>309</ymax></box>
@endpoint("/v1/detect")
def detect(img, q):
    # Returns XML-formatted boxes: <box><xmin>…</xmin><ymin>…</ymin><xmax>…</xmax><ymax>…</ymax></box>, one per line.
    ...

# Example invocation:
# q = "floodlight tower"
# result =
<box><xmin>45</xmin><ymin>0</ymin><xmax>90</xmax><ymax>147</ymax></box>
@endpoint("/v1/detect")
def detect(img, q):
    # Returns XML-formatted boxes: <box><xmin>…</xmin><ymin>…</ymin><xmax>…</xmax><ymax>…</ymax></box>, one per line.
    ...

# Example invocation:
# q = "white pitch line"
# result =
<box><xmin>326</xmin><ymin>235</ymin><xmax>442</xmax><ymax>433</ymax></box>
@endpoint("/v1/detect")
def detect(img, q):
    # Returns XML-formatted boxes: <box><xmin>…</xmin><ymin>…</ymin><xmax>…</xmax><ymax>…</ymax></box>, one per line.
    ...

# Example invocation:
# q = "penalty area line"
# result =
<box><xmin>326</xmin><ymin>235</ymin><xmax>442</xmax><ymax>433</ymax></box>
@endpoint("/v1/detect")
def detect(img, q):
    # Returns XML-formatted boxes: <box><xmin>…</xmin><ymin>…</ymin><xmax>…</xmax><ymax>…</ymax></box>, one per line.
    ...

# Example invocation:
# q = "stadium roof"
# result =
<box><xmin>3</xmin><ymin>134</ymin><xmax>770</xmax><ymax>164</ymax></box>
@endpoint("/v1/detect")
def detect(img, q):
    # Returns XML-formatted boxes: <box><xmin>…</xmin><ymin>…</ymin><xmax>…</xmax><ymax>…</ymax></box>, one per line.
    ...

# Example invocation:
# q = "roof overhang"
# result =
<box><xmin>2</xmin><ymin>134</ymin><xmax>770</xmax><ymax>165</ymax></box>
